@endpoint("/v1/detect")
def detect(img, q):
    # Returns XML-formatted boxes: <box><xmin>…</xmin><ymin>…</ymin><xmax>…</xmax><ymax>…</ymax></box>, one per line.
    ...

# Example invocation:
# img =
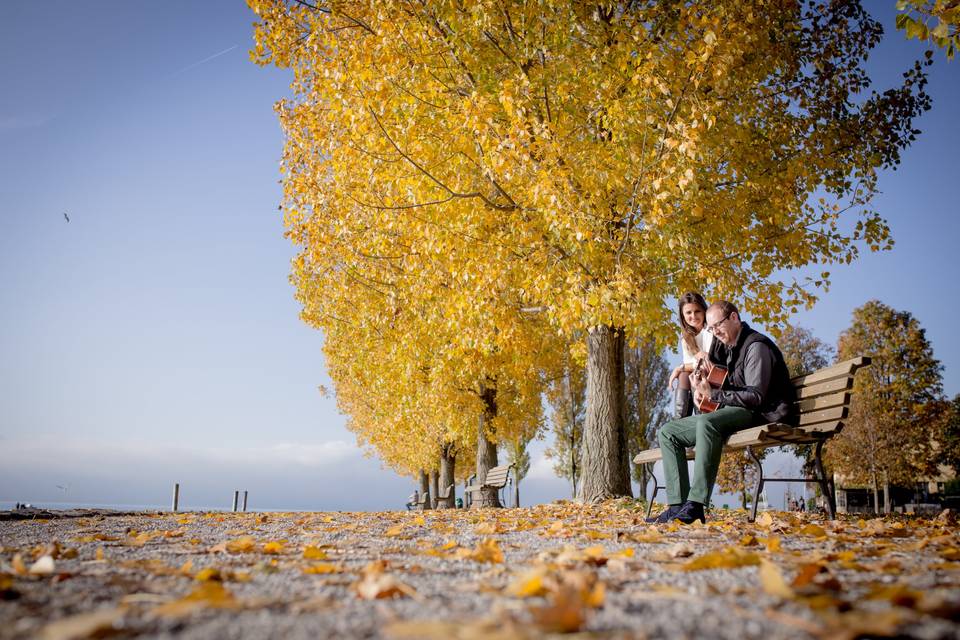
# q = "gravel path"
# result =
<box><xmin>1</xmin><ymin>502</ymin><xmax>958</xmax><ymax>639</ymax></box>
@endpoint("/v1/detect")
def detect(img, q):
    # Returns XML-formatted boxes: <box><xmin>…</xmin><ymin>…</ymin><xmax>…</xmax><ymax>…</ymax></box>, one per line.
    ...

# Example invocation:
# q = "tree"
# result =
<box><xmin>777</xmin><ymin>324</ymin><xmax>835</xmax><ymax>379</ymax></box>
<box><xmin>776</xmin><ymin>323</ymin><xmax>835</xmax><ymax>482</ymax></box>
<box><xmin>828</xmin><ymin>300</ymin><xmax>946</xmax><ymax>513</ymax></box>
<box><xmin>251</xmin><ymin>0</ymin><xmax>932</xmax><ymax>502</ymax></box>
<box><xmin>940</xmin><ymin>395</ymin><xmax>960</xmax><ymax>474</ymax></box>
<box><xmin>545</xmin><ymin>357</ymin><xmax>586</xmax><ymax>498</ymax></box>
<box><xmin>897</xmin><ymin>0</ymin><xmax>960</xmax><ymax>59</ymax></box>
<box><xmin>623</xmin><ymin>338</ymin><xmax>671</xmax><ymax>500</ymax></box>
<box><xmin>505</xmin><ymin>430</ymin><xmax>535</xmax><ymax>508</ymax></box>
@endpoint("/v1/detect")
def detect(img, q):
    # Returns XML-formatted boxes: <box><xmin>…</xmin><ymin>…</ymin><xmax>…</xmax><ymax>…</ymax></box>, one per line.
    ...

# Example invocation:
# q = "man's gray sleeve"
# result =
<box><xmin>711</xmin><ymin>342</ymin><xmax>774</xmax><ymax>409</ymax></box>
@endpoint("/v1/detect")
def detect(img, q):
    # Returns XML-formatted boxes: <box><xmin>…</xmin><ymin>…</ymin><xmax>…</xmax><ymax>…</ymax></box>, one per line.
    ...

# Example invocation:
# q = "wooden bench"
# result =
<box><xmin>464</xmin><ymin>464</ymin><xmax>513</xmax><ymax>507</ymax></box>
<box><xmin>435</xmin><ymin>483</ymin><xmax>455</xmax><ymax>509</ymax></box>
<box><xmin>634</xmin><ymin>356</ymin><xmax>871</xmax><ymax>522</ymax></box>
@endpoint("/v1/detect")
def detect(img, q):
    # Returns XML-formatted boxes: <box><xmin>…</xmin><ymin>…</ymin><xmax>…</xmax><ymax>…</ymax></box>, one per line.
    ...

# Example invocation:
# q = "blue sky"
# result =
<box><xmin>1</xmin><ymin>2</ymin><xmax>957</xmax><ymax>512</ymax></box>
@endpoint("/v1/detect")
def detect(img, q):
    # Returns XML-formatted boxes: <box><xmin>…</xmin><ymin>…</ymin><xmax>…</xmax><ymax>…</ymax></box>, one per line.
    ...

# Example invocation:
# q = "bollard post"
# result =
<box><xmin>232</xmin><ymin>490</ymin><xmax>239</xmax><ymax>512</ymax></box>
<box><xmin>242</xmin><ymin>491</ymin><xmax>248</xmax><ymax>512</ymax></box>
<box><xmin>172</xmin><ymin>483</ymin><xmax>180</xmax><ymax>512</ymax></box>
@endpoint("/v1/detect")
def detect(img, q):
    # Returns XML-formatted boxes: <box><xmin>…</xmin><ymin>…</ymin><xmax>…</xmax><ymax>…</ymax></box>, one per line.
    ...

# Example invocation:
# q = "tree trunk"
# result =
<box><xmin>473</xmin><ymin>385</ymin><xmax>502</xmax><ymax>508</ymax></box>
<box><xmin>882</xmin><ymin>471</ymin><xmax>891</xmax><ymax>514</ymax></box>
<box><xmin>871</xmin><ymin>472</ymin><xmax>880</xmax><ymax>515</ymax></box>
<box><xmin>438</xmin><ymin>444</ymin><xmax>456</xmax><ymax>509</ymax></box>
<box><xmin>418</xmin><ymin>469</ymin><xmax>430</xmax><ymax>511</ymax></box>
<box><xmin>565</xmin><ymin>368</ymin><xmax>579</xmax><ymax>499</ymax></box>
<box><xmin>429</xmin><ymin>470</ymin><xmax>439</xmax><ymax>510</ymax></box>
<box><xmin>579</xmin><ymin>326</ymin><xmax>633</xmax><ymax>503</ymax></box>
<box><xmin>513</xmin><ymin>468</ymin><xmax>520</xmax><ymax>508</ymax></box>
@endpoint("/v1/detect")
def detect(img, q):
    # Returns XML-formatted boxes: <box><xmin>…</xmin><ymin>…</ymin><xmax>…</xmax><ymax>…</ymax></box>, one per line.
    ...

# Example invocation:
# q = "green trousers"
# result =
<box><xmin>657</xmin><ymin>406</ymin><xmax>754</xmax><ymax>505</ymax></box>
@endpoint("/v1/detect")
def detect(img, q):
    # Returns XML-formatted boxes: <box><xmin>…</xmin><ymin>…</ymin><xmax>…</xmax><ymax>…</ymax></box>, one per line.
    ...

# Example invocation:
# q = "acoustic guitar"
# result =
<box><xmin>693</xmin><ymin>359</ymin><xmax>728</xmax><ymax>413</ymax></box>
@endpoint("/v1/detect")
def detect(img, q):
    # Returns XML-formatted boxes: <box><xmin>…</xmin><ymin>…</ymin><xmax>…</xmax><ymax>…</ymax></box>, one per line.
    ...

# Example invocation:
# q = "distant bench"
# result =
<box><xmin>464</xmin><ymin>464</ymin><xmax>513</xmax><ymax>508</ymax></box>
<box><xmin>634</xmin><ymin>356</ymin><xmax>871</xmax><ymax>522</ymax></box>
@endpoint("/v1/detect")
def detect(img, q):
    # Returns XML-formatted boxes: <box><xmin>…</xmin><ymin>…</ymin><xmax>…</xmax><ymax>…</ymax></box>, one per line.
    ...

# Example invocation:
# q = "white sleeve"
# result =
<box><xmin>698</xmin><ymin>330</ymin><xmax>713</xmax><ymax>355</ymax></box>
<box><xmin>680</xmin><ymin>336</ymin><xmax>696</xmax><ymax>366</ymax></box>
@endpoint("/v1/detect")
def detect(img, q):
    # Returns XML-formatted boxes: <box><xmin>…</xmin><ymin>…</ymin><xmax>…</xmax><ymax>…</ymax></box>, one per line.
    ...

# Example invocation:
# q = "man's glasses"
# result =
<box><xmin>706</xmin><ymin>312</ymin><xmax>732</xmax><ymax>334</ymax></box>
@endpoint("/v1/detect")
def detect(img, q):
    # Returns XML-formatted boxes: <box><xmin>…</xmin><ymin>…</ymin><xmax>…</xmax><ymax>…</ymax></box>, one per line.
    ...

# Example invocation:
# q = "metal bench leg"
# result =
<box><xmin>644</xmin><ymin>463</ymin><xmax>661</xmax><ymax>520</ymax></box>
<box><xmin>812</xmin><ymin>439</ymin><xmax>836</xmax><ymax>519</ymax></box>
<box><xmin>747</xmin><ymin>446</ymin><xmax>765</xmax><ymax>523</ymax></box>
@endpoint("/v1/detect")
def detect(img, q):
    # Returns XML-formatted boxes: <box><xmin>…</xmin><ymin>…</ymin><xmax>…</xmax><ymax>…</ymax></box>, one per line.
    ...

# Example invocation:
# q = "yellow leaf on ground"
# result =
<box><xmin>456</xmin><ymin>538</ymin><xmax>503</xmax><ymax>564</ymax></box>
<box><xmin>302</xmin><ymin>563</ymin><xmax>341</xmax><ymax>575</ymax></box>
<box><xmin>262</xmin><ymin>541</ymin><xmax>285</xmax><ymax>554</ymax></box>
<box><xmin>303</xmin><ymin>545</ymin><xmax>329</xmax><ymax>560</ymax></box>
<box><xmin>39</xmin><ymin>607</ymin><xmax>124</xmax><ymax>640</ymax></box>
<box><xmin>755</xmin><ymin>512</ymin><xmax>774</xmax><ymax>528</ymax></box>
<box><xmin>682</xmin><ymin>547</ymin><xmax>761</xmax><ymax>571</ymax></box>
<box><xmin>759</xmin><ymin>560</ymin><xmax>794</xmax><ymax>598</ymax></box>
<box><xmin>474</xmin><ymin>521</ymin><xmax>501</xmax><ymax>535</ymax></box>
<box><xmin>194</xmin><ymin>568</ymin><xmax>222</xmax><ymax>582</ymax></box>
<box><xmin>505</xmin><ymin>568</ymin><xmax>549</xmax><ymax>598</ymax></box>
<box><xmin>799</xmin><ymin>524</ymin><xmax>827</xmax><ymax>538</ymax></box>
<box><xmin>353</xmin><ymin>562</ymin><xmax>417</xmax><ymax>600</ymax></box>
<box><xmin>152</xmin><ymin>582</ymin><xmax>237</xmax><ymax>617</ymax></box>
<box><xmin>225</xmin><ymin>537</ymin><xmax>257</xmax><ymax>553</ymax></box>
<box><xmin>384</xmin><ymin>525</ymin><xmax>405</xmax><ymax>537</ymax></box>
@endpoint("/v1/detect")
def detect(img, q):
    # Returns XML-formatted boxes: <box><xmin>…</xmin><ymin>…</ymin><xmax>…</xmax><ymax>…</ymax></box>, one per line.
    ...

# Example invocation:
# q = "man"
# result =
<box><xmin>648</xmin><ymin>300</ymin><xmax>794</xmax><ymax>524</ymax></box>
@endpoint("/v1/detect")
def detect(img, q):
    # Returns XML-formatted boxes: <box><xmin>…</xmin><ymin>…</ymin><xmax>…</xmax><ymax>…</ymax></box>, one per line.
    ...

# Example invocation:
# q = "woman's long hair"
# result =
<box><xmin>678</xmin><ymin>292</ymin><xmax>708</xmax><ymax>354</ymax></box>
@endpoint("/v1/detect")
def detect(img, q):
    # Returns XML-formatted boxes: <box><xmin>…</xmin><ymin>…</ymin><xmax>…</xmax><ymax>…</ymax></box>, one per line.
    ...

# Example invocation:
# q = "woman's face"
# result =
<box><xmin>682</xmin><ymin>303</ymin><xmax>706</xmax><ymax>331</ymax></box>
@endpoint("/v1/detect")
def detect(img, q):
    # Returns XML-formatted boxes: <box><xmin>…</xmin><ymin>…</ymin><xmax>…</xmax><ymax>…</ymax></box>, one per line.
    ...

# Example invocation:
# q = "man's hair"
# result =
<box><xmin>707</xmin><ymin>300</ymin><xmax>739</xmax><ymax>317</ymax></box>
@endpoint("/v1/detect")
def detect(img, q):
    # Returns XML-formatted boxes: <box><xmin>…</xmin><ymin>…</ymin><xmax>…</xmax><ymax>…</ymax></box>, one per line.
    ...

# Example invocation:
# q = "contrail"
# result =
<box><xmin>171</xmin><ymin>45</ymin><xmax>238</xmax><ymax>76</ymax></box>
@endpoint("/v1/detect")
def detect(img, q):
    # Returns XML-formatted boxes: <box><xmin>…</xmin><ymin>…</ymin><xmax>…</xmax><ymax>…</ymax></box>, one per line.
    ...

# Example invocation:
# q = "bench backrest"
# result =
<box><xmin>482</xmin><ymin>464</ymin><xmax>512</xmax><ymax>487</ymax></box>
<box><xmin>783</xmin><ymin>355</ymin><xmax>871</xmax><ymax>438</ymax></box>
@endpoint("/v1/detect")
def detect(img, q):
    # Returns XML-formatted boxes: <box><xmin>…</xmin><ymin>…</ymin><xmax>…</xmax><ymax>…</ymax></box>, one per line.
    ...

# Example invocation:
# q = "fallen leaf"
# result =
<box><xmin>758</xmin><ymin>560</ymin><xmax>794</xmax><ymax>598</ymax></box>
<box><xmin>755</xmin><ymin>512</ymin><xmax>774</xmax><ymax>529</ymax></box>
<box><xmin>353</xmin><ymin>562</ymin><xmax>416</xmax><ymax>600</ymax></box>
<box><xmin>39</xmin><ymin>607</ymin><xmax>124</xmax><ymax>640</ymax></box>
<box><xmin>682</xmin><ymin>547</ymin><xmax>761</xmax><ymax>571</ymax></box>
<box><xmin>456</xmin><ymin>539</ymin><xmax>503</xmax><ymax>564</ymax></box>
<box><xmin>262</xmin><ymin>541</ymin><xmax>285</xmax><ymax>555</ymax></box>
<box><xmin>302</xmin><ymin>563</ymin><xmax>342</xmax><ymax>575</ymax></box>
<box><xmin>29</xmin><ymin>555</ymin><xmax>55</xmax><ymax>575</ymax></box>
<box><xmin>303</xmin><ymin>545</ymin><xmax>329</xmax><ymax>560</ymax></box>
<box><xmin>151</xmin><ymin>582</ymin><xmax>237</xmax><ymax>617</ymax></box>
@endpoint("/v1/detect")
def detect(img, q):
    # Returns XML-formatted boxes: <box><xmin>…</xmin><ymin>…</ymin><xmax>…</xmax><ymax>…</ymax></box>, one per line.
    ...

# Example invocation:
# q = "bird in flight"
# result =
<box><xmin>63</xmin><ymin>212</ymin><xmax>70</xmax><ymax>223</ymax></box>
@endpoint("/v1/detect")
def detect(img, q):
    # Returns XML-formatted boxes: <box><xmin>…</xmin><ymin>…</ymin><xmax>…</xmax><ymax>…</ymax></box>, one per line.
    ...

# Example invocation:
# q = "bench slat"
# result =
<box><xmin>795</xmin><ymin>391</ymin><xmax>849</xmax><ymax>414</ymax></box>
<box><xmin>795</xmin><ymin>376</ymin><xmax>853</xmax><ymax>400</ymax></box>
<box><xmin>797</xmin><ymin>406</ymin><xmax>847</xmax><ymax>426</ymax></box>
<box><xmin>791</xmin><ymin>356</ymin><xmax>869</xmax><ymax>387</ymax></box>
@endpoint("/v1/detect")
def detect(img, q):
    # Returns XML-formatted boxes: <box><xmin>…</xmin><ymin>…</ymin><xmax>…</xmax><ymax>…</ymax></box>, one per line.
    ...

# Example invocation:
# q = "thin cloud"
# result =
<box><xmin>171</xmin><ymin>44</ymin><xmax>238</xmax><ymax>77</ymax></box>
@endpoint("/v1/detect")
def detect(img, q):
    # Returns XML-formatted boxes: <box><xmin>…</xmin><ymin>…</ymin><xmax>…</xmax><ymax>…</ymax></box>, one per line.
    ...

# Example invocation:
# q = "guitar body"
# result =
<box><xmin>695</xmin><ymin>364</ymin><xmax>728</xmax><ymax>413</ymax></box>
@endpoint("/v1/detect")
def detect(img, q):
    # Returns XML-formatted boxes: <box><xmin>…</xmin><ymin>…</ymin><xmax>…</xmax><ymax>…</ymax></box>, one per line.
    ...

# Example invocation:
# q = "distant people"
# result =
<box><xmin>668</xmin><ymin>292</ymin><xmax>713</xmax><ymax>418</ymax></box>
<box><xmin>648</xmin><ymin>301</ymin><xmax>795</xmax><ymax>525</ymax></box>
<box><xmin>405</xmin><ymin>490</ymin><xmax>419</xmax><ymax>511</ymax></box>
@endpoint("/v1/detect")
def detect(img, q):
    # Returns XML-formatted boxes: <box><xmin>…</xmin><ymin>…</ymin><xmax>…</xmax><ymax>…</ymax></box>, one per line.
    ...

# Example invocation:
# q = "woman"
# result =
<box><xmin>668</xmin><ymin>292</ymin><xmax>712</xmax><ymax>418</ymax></box>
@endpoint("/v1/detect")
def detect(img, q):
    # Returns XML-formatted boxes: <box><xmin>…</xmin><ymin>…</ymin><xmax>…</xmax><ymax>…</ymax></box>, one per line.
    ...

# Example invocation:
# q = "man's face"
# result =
<box><xmin>706</xmin><ymin>308</ymin><xmax>741</xmax><ymax>346</ymax></box>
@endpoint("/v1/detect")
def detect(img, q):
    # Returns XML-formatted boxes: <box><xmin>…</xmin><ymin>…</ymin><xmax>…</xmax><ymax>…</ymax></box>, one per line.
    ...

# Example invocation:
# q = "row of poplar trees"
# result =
<box><xmin>249</xmin><ymin>0</ymin><xmax>934</xmax><ymax>506</ymax></box>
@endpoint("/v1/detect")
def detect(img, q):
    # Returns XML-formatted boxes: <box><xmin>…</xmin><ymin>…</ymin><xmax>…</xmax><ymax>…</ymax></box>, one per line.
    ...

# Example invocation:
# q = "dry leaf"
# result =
<box><xmin>262</xmin><ymin>541</ymin><xmax>285</xmax><ymax>555</ymax></box>
<box><xmin>39</xmin><ymin>607</ymin><xmax>124</xmax><ymax>640</ymax></box>
<box><xmin>758</xmin><ymin>560</ymin><xmax>794</xmax><ymax>598</ymax></box>
<box><xmin>151</xmin><ymin>582</ymin><xmax>237</xmax><ymax>617</ymax></box>
<box><xmin>505</xmin><ymin>568</ymin><xmax>549</xmax><ymax>598</ymax></box>
<box><xmin>302</xmin><ymin>563</ymin><xmax>341</xmax><ymax>575</ymax></box>
<box><xmin>29</xmin><ymin>555</ymin><xmax>55</xmax><ymax>575</ymax></box>
<box><xmin>682</xmin><ymin>547</ymin><xmax>761</xmax><ymax>571</ymax></box>
<box><xmin>755</xmin><ymin>512</ymin><xmax>774</xmax><ymax>528</ymax></box>
<box><xmin>456</xmin><ymin>539</ymin><xmax>503</xmax><ymax>564</ymax></box>
<box><xmin>303</xmin><ymin>545</ymin><xmax>329</xmax><ymax>560</ymax></box>
<box><xmin>225</xmin><ymin>536</ymin><xmax>257</xmax><ymax>553</ymax></box>
<box><xmin>353</xmin><ymin>562</ymin><xmax>416</xmax><ymax>600</ymax></box>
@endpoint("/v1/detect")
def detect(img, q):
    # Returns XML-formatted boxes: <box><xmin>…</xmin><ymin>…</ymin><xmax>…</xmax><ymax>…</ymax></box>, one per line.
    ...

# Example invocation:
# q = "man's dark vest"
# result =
<box><xmin>709</xmin><ymin>323</ymin><xmax>795</xmax><ymax>425</ymax></box>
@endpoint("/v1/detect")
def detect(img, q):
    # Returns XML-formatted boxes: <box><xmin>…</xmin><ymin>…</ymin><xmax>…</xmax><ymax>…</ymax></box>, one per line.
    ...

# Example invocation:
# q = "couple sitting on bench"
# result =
<box><xmin>650</xmin><ymin>297</ymin><xmax>794</xmax><ymax>525</ymax></box>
